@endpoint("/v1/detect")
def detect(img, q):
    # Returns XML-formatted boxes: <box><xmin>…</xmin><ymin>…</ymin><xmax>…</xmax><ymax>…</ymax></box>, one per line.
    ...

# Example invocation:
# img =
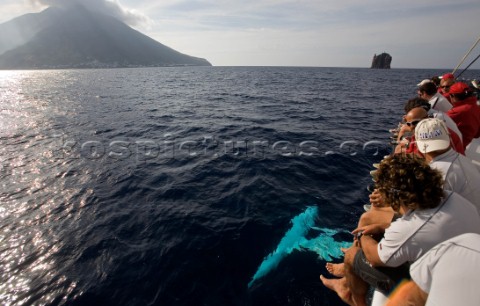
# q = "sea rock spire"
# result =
<box><xmin>371</xmin><ymin>52</ymin><xmax>392</xmax><ymax>69</ymax></box>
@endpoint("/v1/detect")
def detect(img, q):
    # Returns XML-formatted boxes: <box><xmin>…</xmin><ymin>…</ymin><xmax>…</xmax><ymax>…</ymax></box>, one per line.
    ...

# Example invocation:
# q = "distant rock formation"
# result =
<box><xmin>371</xmin><ymin>53</ymin><xmax>392</xmax><ymax>69</ymax></box>
<box><xmin>0</xmin><ymin>4</ymin><xmax>211</xmax><ymax>69</ymax></box>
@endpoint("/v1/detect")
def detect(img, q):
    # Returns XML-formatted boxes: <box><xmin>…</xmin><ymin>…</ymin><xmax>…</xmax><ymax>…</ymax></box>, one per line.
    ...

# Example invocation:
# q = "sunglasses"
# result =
<box><xmin>405</xmin><ymin>119</ymin><xmax>422</xmax><ymax>127</ymax></box>
<box><xmin>440</xmin><ymin>85</ymin><xmax>451</xmax><ymax>89</ymax></box>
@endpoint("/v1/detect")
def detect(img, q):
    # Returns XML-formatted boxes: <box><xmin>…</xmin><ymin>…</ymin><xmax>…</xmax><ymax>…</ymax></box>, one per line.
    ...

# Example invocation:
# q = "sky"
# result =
<box><xmin>1</xmin><ymin>0</ymin><xmax>480</xmax><ymax>69</ymax></box>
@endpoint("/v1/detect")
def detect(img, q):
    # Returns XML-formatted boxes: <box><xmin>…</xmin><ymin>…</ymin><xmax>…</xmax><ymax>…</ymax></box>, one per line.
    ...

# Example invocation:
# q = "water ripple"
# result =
<box><xmin>1</xmin><ymin>67</ymin><xmax>477</xmax><ymax>305</ymax></box>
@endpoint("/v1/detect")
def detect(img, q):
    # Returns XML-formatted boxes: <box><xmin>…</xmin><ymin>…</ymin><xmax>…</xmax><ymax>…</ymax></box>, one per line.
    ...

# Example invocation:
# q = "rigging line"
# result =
<box><xmin>456</xmin><ymin>53</ymin><xmax>480</xmax><ymax>79</ymax></box>
<box><xmin>452</xmin><ymin>36</ymin><xmax>480</xmax><ymax>75</ymax></box>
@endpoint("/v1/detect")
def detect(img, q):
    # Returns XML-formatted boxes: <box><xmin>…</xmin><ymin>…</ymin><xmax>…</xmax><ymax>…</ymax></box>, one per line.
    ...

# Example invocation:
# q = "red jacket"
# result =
<box><xmin>447</xmin><ymin>96</ymin><xmax>480</xmax><ymax>148</ymax></box>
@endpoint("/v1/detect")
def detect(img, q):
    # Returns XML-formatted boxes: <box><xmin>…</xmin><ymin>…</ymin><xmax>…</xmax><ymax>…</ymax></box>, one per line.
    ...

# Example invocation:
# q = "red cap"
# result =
<box><xmin>449</xmin><ymin>82</ymin><xmax>470</xmax><ymax>95</ymax></box>
<box><xmin>442</xmin><ymin>73</ymin><xmax>455</xmax><ymax>80</ymax></box>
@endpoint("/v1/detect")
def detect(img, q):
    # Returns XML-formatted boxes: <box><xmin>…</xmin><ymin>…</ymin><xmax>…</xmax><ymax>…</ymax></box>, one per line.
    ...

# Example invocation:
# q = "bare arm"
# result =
<box><xmin>352</xmin><ymin>223</ymin><xmax>390</xmax><ymax>236</ymax></box>
<box><xmin>396</xmin><ymin>124</ymin><xmax>410</xmax><ymax>142</ymax></box>
<box><xmin>369</xmin><ymin>189</ymin><xmax>384</xmax><ymax>207</ymax></box>
<box><xmin>352</xmin><ymin>223</ymin><xmax>391</xmax><ymax>267</ymax></box>
<box><xmin>359</xmin><ymin>234</ymin><xmax>385</xmax><ymax>267</ymax></box>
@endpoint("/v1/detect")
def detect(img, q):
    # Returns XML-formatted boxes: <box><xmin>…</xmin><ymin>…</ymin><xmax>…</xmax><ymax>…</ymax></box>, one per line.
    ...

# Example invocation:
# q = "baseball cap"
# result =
<box><xmin>441</xmin><ymin>73</ymin><xmax>455</xmax><ymax>80</ymax></box>
<box><xmin>417</xmin><ymin>79</ymin><xmax>432</xmax><ymax>86</ymax></box>
<box><xmin>449</xmin><ymin>82</ymin><xmax>470</xmax><ymax>95</ymax></box>
<box><xmin>415</xmin><ymin>118</ymin><xmax>450</xmax><ymax>153</ymax></box>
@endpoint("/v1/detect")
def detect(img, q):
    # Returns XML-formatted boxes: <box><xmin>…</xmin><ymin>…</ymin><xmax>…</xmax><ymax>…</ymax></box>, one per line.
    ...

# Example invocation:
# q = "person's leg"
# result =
<box><xmin>326</xmin><ymin>262</ymin><xmax>345</xmax><ymax>277</ymax></box>
<box><xmin>326</xmin><ymin>208</ymin><xmax>394</xmax><ymax>278</ymax></box>
<box><xmin>343</xmin><ymin>246</ymin><xmax>368</xmax><ymax>306</ymax></box>
<box><xmin>319</xmin><ymin>276</ymin><xmax>355</xmax><ymax>305</ymax></box>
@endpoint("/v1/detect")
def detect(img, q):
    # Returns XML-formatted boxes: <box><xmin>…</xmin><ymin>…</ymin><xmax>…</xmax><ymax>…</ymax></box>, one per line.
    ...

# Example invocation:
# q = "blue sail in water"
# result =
<box><xmin>248</xmin><ymin>206</ymin><xmax>351</xmax><ymax>288</ymax></box>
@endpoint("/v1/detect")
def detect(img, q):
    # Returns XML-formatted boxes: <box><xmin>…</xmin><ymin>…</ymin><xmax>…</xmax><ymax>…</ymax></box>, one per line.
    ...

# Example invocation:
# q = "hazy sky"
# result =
<box><xmin>1</xmin><ymin>0</ymin><xmax>480</xmax><ymax>69</ymax></box>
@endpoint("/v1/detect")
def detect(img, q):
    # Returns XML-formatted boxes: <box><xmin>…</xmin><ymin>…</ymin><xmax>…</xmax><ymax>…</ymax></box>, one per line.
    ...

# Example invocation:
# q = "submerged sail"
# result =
<box><xmin>248</xmin><ymin>206</ymin><xmax>351</xmax><ymax>288</ymax></box>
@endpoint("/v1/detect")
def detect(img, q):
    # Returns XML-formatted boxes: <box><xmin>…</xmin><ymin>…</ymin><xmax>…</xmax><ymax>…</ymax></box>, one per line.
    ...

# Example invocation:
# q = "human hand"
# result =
<box><xmin>369</xmin><ymin>189</ymin><xmax>385</xmax><ymax>207</ymax></box>
<box><xmin>397</xmin><ymin>124</ymin><xmax>411</xmax><ymax>141</ymax></box>
<box><xmin>352</xmin><ymin>223</ymin><xmax>386</xmax><ymax>236</ymax></box>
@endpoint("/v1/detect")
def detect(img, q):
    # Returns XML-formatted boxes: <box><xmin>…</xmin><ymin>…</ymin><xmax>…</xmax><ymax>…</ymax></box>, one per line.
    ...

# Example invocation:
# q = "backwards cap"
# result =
<box><xmin>415</xmin><ymin>118</ymin><xmax>450</xmax><ymax>153</ymax></box>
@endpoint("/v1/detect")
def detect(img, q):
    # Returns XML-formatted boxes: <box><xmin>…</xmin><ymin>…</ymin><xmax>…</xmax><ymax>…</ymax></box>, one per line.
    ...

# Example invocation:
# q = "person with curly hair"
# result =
<box><xmin>403</xmin><ymin>97</ymin><xmax>463</xmax><ymax>145</ymax></box>
<box><xmin>320</xmin><ymin>154</ymin><xmax>480</xmax><ymax>306</ymax></box>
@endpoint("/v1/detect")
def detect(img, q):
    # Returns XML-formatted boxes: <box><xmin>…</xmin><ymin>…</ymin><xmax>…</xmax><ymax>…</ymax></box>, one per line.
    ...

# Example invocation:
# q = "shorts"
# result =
<box><xmin>353</xmin><ymin>250</ymin><xmax>410</xmax><ymax>295</ymax></box>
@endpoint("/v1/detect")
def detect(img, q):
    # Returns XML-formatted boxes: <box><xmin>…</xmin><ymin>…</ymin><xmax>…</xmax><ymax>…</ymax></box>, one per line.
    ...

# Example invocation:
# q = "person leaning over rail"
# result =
<box><xmin>416</xmin><ymin>80</ymin><xmax>452</xmax><ymax>112</ymax></box>
<box><xmin>394</xmin><ymin>107</ymin><xmax>464</xmax><ymax>156</ymax></box>
<box><xmin>446</xmin><ymin>82</ymin><xmax>480</xmax><ymax>149</ymax></box>
<box><xmin>394</xmin><ymin>107</ymin><xmax>428</xmax><ymax>156</ymax></box>
<box><xmin>319</xmin><ymin>155</ymin><xmax>480</xmax><ymax>306</ymax></box>
<box><xmin>403</xmin><ymin>97</ymin><xmax>463</xmax><ymax>145</ymax></box>
<box><xmin>386</xmin><ymin>233</ymin><xmax>480</xmax><ymax>306</ymax></box>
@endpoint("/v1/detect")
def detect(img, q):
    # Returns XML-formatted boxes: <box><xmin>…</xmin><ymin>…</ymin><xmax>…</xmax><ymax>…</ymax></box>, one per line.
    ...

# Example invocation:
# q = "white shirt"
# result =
<box><xmin>429</xmin><ymin>93</ymin><xmax>452</xmax><ymax>113</ymax></box>
<box><xmin>377</xmin><ymin>192</ymin><xmax>480</xmax><ymax>267</ymax></box>
<box><xmin>410</xmin><ymin>233</ymin><xmax>480</xmax><ymax>306</ymax></box>
<box><xmin>430</xmin><ymin>148</ymin><xmax>480</xmax><ymax>212</ymax></box>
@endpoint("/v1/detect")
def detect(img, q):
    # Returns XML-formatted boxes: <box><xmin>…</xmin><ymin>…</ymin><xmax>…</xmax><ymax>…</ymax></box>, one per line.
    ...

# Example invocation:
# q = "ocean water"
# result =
<box><xmin>1</xmin><ymin>66</ymin><xmax>478</xmax><ymax>306</ymax></box>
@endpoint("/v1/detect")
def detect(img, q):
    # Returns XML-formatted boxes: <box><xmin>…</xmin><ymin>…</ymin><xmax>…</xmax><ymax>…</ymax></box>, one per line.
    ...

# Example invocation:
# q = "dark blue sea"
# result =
<box><xmin>1</xmin><ymin>67</ymin><xmax>478</xmax><ymax>306</ymax></box>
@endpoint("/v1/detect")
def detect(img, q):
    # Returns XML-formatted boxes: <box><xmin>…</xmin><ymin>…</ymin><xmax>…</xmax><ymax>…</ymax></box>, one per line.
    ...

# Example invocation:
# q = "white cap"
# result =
<box><xmin>415</xmin><ymin>118</ymin><xmax>451</xmax><ymax>153</ymax></box>
<box><xmin>417</xmin><ymin>79</ymin><xmax>432</xmax><ymax>87</ymax></box>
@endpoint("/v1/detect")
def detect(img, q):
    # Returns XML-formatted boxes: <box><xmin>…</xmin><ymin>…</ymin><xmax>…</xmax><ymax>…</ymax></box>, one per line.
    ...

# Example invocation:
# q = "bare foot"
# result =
<box><xmin>320</xmin><ymin>275</ymin><xmax>354</xmax><ymax>305</ymax></box>
<box><xmin>326</xmin><ymin>262</ymin><xmax>345</xmax><ymax>277</ymax></box>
